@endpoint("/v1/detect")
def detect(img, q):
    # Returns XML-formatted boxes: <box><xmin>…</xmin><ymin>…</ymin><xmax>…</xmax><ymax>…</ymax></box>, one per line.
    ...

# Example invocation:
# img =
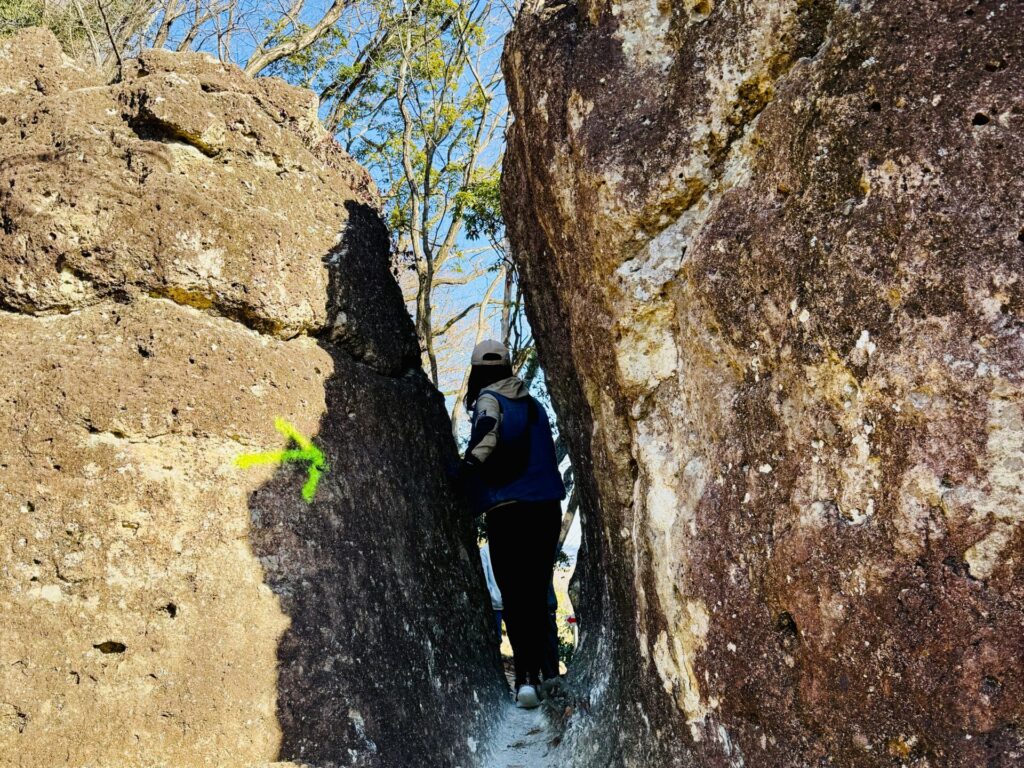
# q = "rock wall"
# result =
<box><xmin>0</xmin><ymin>29</ymin><xmax>504</xmax><ymax>767</ymax></box>
<box><xmin>503</xmin><ymin>1</ymin><xmax>1023</xmax><ymax>765</ymax></box>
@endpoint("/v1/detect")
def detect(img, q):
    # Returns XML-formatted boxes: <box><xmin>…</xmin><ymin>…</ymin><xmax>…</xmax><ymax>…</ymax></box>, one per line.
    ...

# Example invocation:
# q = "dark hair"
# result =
<box><xmin>464</xmin><ymin>364</ymin><xmax>514</xmax><ymax>410</ymax></box>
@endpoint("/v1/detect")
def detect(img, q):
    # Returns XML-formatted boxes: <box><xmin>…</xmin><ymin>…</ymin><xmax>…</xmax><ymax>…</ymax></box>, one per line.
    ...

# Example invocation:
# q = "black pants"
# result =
<box><xmin>487</xmin><ymin>500</ymin><xmax>561</xmax><ymax>686</ymax></box>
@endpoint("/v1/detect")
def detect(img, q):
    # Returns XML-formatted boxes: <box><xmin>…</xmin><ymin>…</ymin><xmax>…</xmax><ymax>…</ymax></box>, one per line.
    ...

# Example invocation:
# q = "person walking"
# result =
<box><xmin>461</xmin><ymin>340</ymin><xmax>565</xmax><ymax>709</ymax></box>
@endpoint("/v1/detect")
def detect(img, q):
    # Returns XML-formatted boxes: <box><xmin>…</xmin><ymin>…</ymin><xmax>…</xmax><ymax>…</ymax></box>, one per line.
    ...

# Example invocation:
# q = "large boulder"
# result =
<box><xmin>0</xmin><ymin>28</ymin><xmax>503</xmax><ymax>767</ymax></box>
<box><xmin>503</xmin><ymin>1</ymin><xmax>1023</xmax><ymax>765</ymax></box>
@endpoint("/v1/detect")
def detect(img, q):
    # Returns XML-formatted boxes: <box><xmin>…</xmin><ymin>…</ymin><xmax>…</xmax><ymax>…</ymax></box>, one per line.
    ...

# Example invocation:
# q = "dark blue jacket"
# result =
<box><xmin>467</xmin><ymin>390</ymin><xmax>565</xmax><ymax>514</ymax></box>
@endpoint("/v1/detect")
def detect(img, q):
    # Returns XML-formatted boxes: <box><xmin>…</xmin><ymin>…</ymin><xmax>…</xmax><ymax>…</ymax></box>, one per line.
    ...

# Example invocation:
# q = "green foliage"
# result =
<box><xmin>0</xmin><ymin>0</ymin><xmax>90</xmax><ymax>54</ymax></box>
<box><xmin>456</xmin><ymin>166</ymin><xmax>502</xmax><ymax>243</ymax></box>
<box><xmin>0</xmin><ymin>0</ymin><xmax>43</xmax><ymax>35</ymax></box>
<box><xmin>263</xmin><ymin>26</ymin><xmax>348</xmax><ymax>89</ymax></box>
<box><xmin>553</xmin><ymin>579</ymin><xmax>576</xmax><ymax>666</ymax></box>
<box><xmin>558</xmin><ymin>631</ymin><xmax>575</xmax><ymax>666</ymax></box>
<box><xmin>322</xmin><ymin>0</ymin><xmax>507</xmax><ymax>259</ymax></box>
<box><xmin>0</xmin><ymin>0</ymin><xmax>154</xmax><ymax>67</ymax></box>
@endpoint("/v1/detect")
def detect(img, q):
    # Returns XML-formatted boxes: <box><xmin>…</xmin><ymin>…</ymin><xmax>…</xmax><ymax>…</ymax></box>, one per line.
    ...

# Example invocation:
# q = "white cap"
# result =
<box><xmin>471</xmin><ymin>339</ymin><xmax>511</xmax><ymax>366</ymax></box>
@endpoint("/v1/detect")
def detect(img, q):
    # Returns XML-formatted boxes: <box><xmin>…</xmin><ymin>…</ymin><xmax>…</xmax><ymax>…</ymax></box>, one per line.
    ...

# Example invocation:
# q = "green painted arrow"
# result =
<box><xmin>235</xmin><ymin>418</ymin><xmax>327</xmax><ymax>502</ymax></box>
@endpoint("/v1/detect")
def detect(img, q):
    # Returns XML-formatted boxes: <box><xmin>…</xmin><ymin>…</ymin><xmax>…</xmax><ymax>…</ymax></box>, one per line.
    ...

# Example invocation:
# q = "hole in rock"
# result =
<box><xmin>942</xmin><ymin>555</ymin><xmax>976</xmax><ymax>579</ymax></box>
<box><xmin>972</xmin><ymin>112</ymin><xmax>990</xmax><ymax>126</ymax></box>
<box><xmin>982</xmin><ymin>676</ymin><xmax>1002</xmax><ymax>695</ymax></box>
<box><xmin>93</xmin><ymin>641</ymin><xmax>127</xmax><ymax>654</ymax></box>
<box><xmin>776</xmin><ymin>611</ymin><xmax>799</xmax><ymax>642</ymax></box>
<box><xmin>691</xmin><ymin>0</ymin><xmax>712</xmax><ymax>17</ymax></box>
<box><xmin>161</xmin><ymin>602</ymin><xmax>177</xmax><ymax>618</ymax></box>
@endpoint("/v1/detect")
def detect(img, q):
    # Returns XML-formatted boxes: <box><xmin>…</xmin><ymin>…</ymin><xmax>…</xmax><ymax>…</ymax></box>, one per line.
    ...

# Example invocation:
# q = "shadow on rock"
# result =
<box><xmin>248</xmin><ymin>201</ymin><xmax>506</xmax><ymax>767</ymax></box>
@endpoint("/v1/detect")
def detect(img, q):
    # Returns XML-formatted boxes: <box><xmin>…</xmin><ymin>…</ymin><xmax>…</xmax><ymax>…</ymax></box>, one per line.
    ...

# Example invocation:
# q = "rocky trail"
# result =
<box><xmin>482</xmin><ymin>703</ymin><xmax>560</xmax><ymax>768</ymax></box>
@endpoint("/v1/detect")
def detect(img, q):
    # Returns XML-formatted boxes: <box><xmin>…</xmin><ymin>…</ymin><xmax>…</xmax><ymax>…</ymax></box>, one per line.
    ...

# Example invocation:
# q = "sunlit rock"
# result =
<box><xmin>503</xmin><ymin>1</ymin><xmax>1024</xmax><ymax>764</ymax></box>
<box><xmin>0</xmin><ymin>28</ymin><xmax>502</xmax><ymax>767</ymax></box>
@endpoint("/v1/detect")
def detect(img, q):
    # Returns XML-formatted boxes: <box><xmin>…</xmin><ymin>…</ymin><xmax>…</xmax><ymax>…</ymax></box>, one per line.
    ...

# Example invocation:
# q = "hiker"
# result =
<box><xmin>461</xmin><ymin>339</ymin><xmax>565</xmax><ymax>709</ymax></box>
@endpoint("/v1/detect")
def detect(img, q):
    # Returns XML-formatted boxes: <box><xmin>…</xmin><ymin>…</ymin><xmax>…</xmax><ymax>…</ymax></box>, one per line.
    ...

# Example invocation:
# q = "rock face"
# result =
<box><xmin>503</xmin><ymin>1</ymin><xmax>1023</xmax><ymax>765</ymax></box>
<box><xmin>0</xmin><ymin>29</ymin><xmax>503</xmax><ymax>767</ymax></box>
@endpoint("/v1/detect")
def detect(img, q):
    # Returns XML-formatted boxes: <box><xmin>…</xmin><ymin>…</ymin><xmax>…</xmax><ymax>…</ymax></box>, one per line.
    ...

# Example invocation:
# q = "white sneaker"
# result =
<box><xmin>515</xmin><ymin>684</ymin><xmax>540</xmax><ymax>709</ymax></box>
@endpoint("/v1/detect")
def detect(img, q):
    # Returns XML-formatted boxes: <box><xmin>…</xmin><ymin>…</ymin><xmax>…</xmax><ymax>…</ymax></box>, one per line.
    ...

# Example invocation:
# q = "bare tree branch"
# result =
<box><xmin>72</xmin><ymin>0</ymin><xmax>104</xmax><ymax>67</ymax></box>
<box><xmin>94</xmin><ymin>0</ymin><xmax>122</xmax><ymax>79</ymax></box>
<box><xmin>243</xmin><ymin>0</ymin><xmax>350</xmax><ymax>76</ymax></box>
<box><xmin>435</xmin><ymin>301</ymin><xmax>480</xmax><ymax>337</ymax></box>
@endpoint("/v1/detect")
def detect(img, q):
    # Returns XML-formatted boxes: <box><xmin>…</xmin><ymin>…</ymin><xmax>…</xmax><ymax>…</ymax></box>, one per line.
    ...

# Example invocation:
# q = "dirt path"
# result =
<box><xmin>481</xmin><ymin>703</ymin><xmax>561</xmax><ymax>768</ymax></box>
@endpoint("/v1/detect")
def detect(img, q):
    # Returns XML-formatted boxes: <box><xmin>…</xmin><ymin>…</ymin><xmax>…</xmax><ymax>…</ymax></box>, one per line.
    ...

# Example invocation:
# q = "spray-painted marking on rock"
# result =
<box><xmin>235</xmin><ymin>418</ymin><xmax>327</xmax><ymax>502</ymax></box>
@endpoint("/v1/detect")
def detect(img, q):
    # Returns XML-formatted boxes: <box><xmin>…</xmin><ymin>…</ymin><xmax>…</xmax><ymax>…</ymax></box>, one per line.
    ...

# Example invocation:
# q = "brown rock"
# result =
<box><xmin>0</xmin><ymin>28</ymin><xmax>503</xmax><ymax>767</ymax></box>
<box><xmin>503</xmin><ymin>1</ymin><xmax>1024</xmax><ymax>765</ymax></box>
<box><xmin>0</xmin><ymin>30</ymin><xmax>389</xmax><ymax>355</ymax></box>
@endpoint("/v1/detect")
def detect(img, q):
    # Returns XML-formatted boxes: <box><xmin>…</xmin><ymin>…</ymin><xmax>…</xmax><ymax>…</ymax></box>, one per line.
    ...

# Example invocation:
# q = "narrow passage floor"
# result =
<box><xmin>482</xmin><ymin>703</ymin><xmax>561</xmax><ymax>768</ymax></box>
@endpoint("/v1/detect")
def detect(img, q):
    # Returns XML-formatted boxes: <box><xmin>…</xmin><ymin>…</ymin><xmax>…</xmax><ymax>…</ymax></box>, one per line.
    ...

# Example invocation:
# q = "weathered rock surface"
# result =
<box><xmin>0</xmin><ymin>28</ymin><xmax>503</xmax><ymax>767</ymax></box>
<box><xmin>503</xmin><ymin>1</ymin><xmax>1024</xmax><ymax>765</ymax></box>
